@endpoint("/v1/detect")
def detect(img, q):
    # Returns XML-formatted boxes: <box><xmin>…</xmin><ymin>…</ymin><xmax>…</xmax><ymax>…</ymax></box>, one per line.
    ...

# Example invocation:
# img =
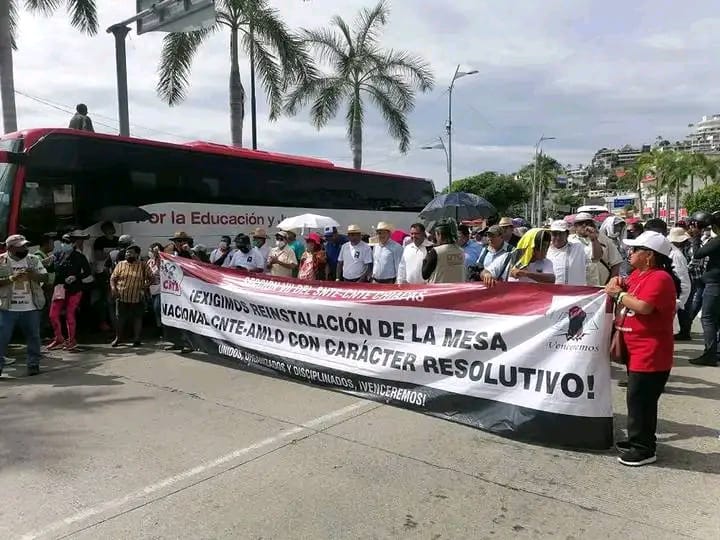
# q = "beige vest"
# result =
<box><xmin>428</xmin><ymin>243</ymin><xmax>466</xmax><ymax>284</ymax></box>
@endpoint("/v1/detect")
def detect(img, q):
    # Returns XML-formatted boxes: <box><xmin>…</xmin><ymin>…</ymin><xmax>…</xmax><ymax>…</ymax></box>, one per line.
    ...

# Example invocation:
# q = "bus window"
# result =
<box><xmin>19</xmin><ymin>180</ymin><xmax>75</xmax><ymax>240</ymax></box>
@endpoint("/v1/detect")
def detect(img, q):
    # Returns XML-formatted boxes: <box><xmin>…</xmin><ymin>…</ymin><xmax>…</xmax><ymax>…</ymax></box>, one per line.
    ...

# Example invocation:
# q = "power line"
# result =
<box><xmin>15</xmin><ymin>90</ymin><xmax>120</xmax><ymax>132</ymax></box>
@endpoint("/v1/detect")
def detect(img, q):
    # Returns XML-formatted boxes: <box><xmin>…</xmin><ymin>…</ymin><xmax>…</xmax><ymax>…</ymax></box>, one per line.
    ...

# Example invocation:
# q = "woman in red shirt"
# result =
<box><xmin>298</xmin><ymin>233</ymin><xmax>327</xmax><ymax>281</ymax></box>
<box><xmin>605</xmin><ymin>231</ymin><xmax>680</xmax><ymax>467</ymax></box>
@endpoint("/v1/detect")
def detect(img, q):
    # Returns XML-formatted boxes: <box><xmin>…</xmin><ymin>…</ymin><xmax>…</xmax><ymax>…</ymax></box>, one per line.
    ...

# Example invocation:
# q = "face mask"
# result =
<box><xmin>13</xmin><ymin>249</ymin><xmax>28</xmax><ymax>259</ymax></box>
<box><xmin>61</xmin><ymin>243</ymin><xmax>73</xmax><ymax>253</ymax></box>
<box><xmin>238</xmin><ymin>245</ymin><xmax>250</xmax><ymax>254</ymax></box>
<box><xmin>219</xmin><ymin>241</ymin><xmax>228</xmax><ymax>250</ymax></box>
<box><xmin>253</xmin><ymin>239</ymin><xmax>264</xmax><ymax>248</ymax></box>
<box><xmin>276</xmin><ymin>240</ymin><xmax>287</xmax><ymax>248</ymax></box>
<box><xmin>126</xmin><ymin>255</ymin><xmax>137</xmax><ymax>262</ymax></box>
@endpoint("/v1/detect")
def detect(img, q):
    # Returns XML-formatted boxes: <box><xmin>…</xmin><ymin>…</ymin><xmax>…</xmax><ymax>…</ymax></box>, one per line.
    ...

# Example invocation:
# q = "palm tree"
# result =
<box><xmin>636</xmin><ymin>149</ymin><xmax>675</xmax><ymax>218</ymax></box>
<box><xmin>157</xmin><ymin>0</ymin><xmax>314</xmax><ymax>147</ymax></box>
<box><xmin>284</xmin><ymin>1</ymin><xmax>434</xmax><ymax>169</ymax></box>
<box><xmin>0</xmin><ymin>0</ymin><xmax>97</xmax><ymax>133</ymax></box>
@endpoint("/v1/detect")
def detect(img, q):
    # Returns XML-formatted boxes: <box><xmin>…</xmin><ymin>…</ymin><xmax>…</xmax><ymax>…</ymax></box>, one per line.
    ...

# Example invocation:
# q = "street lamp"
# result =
<box><xmin>421</xmin><ymin>137</ymin><xmax>449</xmax><ymax>191</ymax></box>
<box><xmin>531</xmin><ymin>135</ymin><xmax>556</xmax><ymax>225</ymax></box>
<box><xmin>447</xmin><ymin>65</ymin><xmax>478</xmax><ymax>189</ymax></box>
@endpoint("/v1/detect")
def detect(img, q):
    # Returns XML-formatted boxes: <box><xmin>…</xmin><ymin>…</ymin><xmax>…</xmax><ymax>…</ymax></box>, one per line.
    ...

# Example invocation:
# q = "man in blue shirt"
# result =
<box><xmin>324</xmin><ymin>227</ymin><xmax>347</xmax><ymax>281</ymax></box>
<box><xmin>458</xmin><ymin>225</ymin><xmax>484</xmax><ymax>277</ymax></box>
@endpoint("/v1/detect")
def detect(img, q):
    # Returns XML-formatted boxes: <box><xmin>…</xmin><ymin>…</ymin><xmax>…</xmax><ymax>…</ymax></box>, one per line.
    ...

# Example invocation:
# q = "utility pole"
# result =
<box><xmin>446</xmin><ymin>65</ymin><xmax>478</xmax><ymax>190</ymax></box>
<box><xmin>109</xmin><ymin>25</ymin><xmax>131</xmax><ymax>137</ymax></box>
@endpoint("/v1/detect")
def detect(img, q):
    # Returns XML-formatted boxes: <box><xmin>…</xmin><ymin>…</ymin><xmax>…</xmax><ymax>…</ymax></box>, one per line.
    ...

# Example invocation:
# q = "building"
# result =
<box><xmin>687</xmin><ymin>115</ymin><xmax>720</xmax><ymax>154</ymax></box>
<box><xmin>564</xmin><ymin>164</ymin><xmax>588</xmax><ymax>189</ymax></box>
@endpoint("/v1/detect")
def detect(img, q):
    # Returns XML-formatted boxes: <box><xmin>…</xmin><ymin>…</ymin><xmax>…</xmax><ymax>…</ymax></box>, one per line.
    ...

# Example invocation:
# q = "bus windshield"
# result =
<box><xmin>0</xmin><ymin>138</ymin><xmax>20</xmax><ymax>240</ymax></box>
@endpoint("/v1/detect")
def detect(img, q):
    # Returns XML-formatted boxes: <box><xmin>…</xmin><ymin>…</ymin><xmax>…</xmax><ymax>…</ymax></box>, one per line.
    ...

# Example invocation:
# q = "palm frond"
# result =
<box><xmin>66</xmin><ymin>0</ymin><xmax>97</xmax><ymax>34</ymax></box>
<box><xmin>354</xmin><ymin>0</ymin><xmax>388</xmax><ymax>51</ymax></box>
<box><xmin>9</xmin><ymin>0</ymin><xmax>19</xmax><ymax>49</ymax></box>
<box><xmin>242</xmin><ymin>31</ymin><xmax>283</xmax><ymax>120</ymax></box>
<box><xmin>330</xmin><ymin>14</ymin><xmax>354</xmax><ymax>53</ymax></box>
<box><xmin>364</xmin><ymin>72</ymin><xmax>413</xmax><ymax>112</ymax></box>
<box><xmin>22</xmin><ymin>0</ymin><xmax>60</xmax><ymax>16</ymax></box>
<box><xmin>156</xmin><ymin>27</ymin><xmax>216</xmax><ymax>105</ymax></box>
<box><xmin>307</xmin><ymin>79</ymin><xmax>345</xmax><ymax>129</ymax></box>
<box><xmin>372</xmin><ymin>49</ymin><xmax>434</xmax><ymax>91</ymax></box>
<box><xmin>364</xmin><ymin>84</ymin><xmax>410</xmax><ymax>152</ymax></box>
<box><xmin>301</xmin><ymin>27</ymin><xmax>347</xmax><ymax>66</ymax></box>
<box><xmin>284</xmin><ymin>76</ymin><xmax>346</xmax><ymax>116</ymax></box>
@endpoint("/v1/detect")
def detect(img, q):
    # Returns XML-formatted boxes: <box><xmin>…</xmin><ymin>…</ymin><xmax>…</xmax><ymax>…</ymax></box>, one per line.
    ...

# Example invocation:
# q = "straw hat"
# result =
<box><xmin>347</xmin><ymin>224</ymin><xmax>362</xmax><ymax>234</ymax></box>
<box><xmin>170</xmin><ymin>231</ymin><xmax>193</xmax><ymax>241</ymax></box>
<box><xmin>375</xmin><ymin>221</ymin><xmax>394</xmax><ymax>232</ymax></box>
<box><xmin>497</xmin><ymin>217</ymin><xmax>513</xmax><ymax>227</ymax></box>
<box><xmin>67</xmin><ymin>229</ymin><xmax>90</xmax><ymax>240</ymax></box>
<box><xmin>252</xmin><ymin>227</ymin><xmax>268</xmax><ymax>239</ymax></box>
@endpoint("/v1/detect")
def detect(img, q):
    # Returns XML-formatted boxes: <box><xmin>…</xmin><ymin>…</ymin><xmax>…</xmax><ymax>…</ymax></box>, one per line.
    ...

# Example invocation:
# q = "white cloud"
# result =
<box><xmin>8</xmin><ymin>0</ymin><xmax>720</xmax><ymax>186</ymax></box>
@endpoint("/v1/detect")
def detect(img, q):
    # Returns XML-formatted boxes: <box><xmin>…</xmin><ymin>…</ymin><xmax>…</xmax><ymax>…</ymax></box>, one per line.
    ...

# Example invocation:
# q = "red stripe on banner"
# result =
<box><xmin>161</xmin><ymin>255</ymin><xmax>602</xmax><ymax>316</ymax></box>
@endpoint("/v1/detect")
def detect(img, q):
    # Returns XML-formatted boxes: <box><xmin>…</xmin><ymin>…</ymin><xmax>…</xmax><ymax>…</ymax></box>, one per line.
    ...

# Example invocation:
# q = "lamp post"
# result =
<box><xmin>447</xmin><ymin>65</ymin><xmax>478</xmax><ymax>189</ymax></box>
<box><xmin>421</xmin><ymin>137</ymin><xmax>449</xmax><ymax>192</ymax></box>
<box><xmin>531</xmin><ymin>135</ymin><xmax>556</xmax><ymax>225</ymax></box>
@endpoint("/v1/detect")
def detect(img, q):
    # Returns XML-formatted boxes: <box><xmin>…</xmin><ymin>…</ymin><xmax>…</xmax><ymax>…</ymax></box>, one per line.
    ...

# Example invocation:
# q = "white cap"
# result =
<box><xmin>667</xmin><ymin>227</ymin><xmax>690</xmax><ymax>243</ymax></box>
<box><xmin>549</xmin><ymin>220</ymin><xmax>569</xmax><ymax>232</ymax></box>
<box><xmin>623</xmin><ymin>231</ymin><xmax>672</xmax><ymax>257</ymax></box>
<box><xmin>574</xmin><ymin>212</ymin><xmax>594</xmax><ymax>222</ymax></box>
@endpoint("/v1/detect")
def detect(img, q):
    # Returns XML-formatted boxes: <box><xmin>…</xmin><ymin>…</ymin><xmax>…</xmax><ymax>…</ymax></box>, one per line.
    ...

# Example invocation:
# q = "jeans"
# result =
<box><xmin>626</xmin><ymin>370</ymin><xmax>670</xmax><ymax>454</ymax></box>
<box><xmin>0</xmin><ymin>309</ymin><xmax>41</xmax><ymax>371</ymax></box>
<box><xmin>49</xmin><ymin>291</ymin><xmax>83</xmax><ymax>343</ymax></box>
<box><xmin>690</xmin><ymin>279</ymin><xmax>705</xmax><ymax>321</ymax></box>
<box><xmin>700</xmin><ymin>282</ymin><xmax>720</xmax><ymax>357</ymax></box>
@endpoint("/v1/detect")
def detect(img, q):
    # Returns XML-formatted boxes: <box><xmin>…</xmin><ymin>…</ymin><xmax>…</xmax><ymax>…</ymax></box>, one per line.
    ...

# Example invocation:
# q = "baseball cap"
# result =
<box><xmin>5</xmin><ymin>234</ymin><xmax>29</xmax><ymax>248</ymax></box>
<box><xmin>549</xmin><ymin>220</ymin><xmax>569</xmax><ymax>232</ymax></box>
<box><xmin>574</xmin><ymin>212</ymin><xmax>594</xmax><ymax>223</ymax></box>
<box><xmin>323</xmin><ymin>226</ymin><xmax>336</xmax><ymax>236</ymax></box>
<box><xmin>623</xmin><ymin>231</ymin><xmax>672</xmax><ymax>257</ymax></box>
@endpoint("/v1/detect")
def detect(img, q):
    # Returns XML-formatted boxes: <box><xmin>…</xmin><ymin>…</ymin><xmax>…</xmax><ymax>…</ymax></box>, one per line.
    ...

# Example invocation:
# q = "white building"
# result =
<box><xmin>688</xmin><ymin>115</ymin><xmax>720</xmax><ymax>154</ymax></box>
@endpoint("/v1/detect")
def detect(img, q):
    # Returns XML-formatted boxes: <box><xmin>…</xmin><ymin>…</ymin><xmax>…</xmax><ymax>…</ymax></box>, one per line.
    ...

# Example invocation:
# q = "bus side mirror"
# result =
<box><xmin>0</xmin><ymin>150</ymin><xmax>25</xmax><ymax>165</ymax></box>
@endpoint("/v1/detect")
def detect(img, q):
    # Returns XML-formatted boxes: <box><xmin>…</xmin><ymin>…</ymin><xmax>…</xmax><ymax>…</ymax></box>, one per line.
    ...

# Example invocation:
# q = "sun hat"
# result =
<box><xmin>305</xmin><ymin>232</ymin><xmax>322</xmax><ymax>244</ymax></box>
<box><xmin>5</xmin><ymin>234</ymin><xmax>30</xmax><ymax>248</ymax></box>
<box><xmin>252</xmin><ymin>227</ymin><xmax>268</xmax><ymax>239</ymax></box>
<box><xmin>67</xmin><ymin>229</ymin><xmax>90</xmax><ymax>240</ymax></box>
<box><xmin>170</xmin><ymin>231</ymin><xmax>193</xmax><ymax>241</ymax></box>
<box><xmin>549</xmin><ymin>220</ymin><xmax>570</xmax><ymax>232</ymax></box>
<box><xmin>623</xmin><ymin>231</ymin><xmax>672</xmax><ymax>257</ymax></box>
<box><xmin>347</xmin><ymin>224</ymin><xmax>362</xmax><ymax>234</ymax></box>
<box><xmin>497</xmin><ymin>217</ymin><xmax>513</xmax><ymax>227</ymax></box>
<box><xmin>667</xmin><ymin>227</ymin><xmax>690</xmax><ymax>243</ymax></box>
<box><xmin>375</xmin><ymin>221</ymin><xmax>394</xmax><ymax>232</ymax></box>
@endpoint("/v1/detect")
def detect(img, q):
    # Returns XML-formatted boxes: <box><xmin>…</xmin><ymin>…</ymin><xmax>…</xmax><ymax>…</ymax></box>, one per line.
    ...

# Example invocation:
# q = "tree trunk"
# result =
<box><xmin>350</xmin><ymin>90</ymin><xmax>362</xmax><ymax>169</ymax></box>
<box><xmin>636</xmin><ymin>178</ymin><xmax>643</xmax><ymax>219</ymax></box>
<box><xmin>0</xmin><ymin>0</ymin><xmax>17</xmax><ymax>134</ymax></box>
<box><xmin>675</xmin><ymin>183</ymin><xmax>680</xmax><ymax>226</ymax></box>
<box><xmin>229</xmin><ymin>26</ymin><xmax>245</xmax><ymax>147</ymax></box>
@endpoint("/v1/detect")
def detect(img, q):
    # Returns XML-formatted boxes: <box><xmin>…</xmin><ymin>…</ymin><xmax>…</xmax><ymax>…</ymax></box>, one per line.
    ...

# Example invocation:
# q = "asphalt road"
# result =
<box><xmin>1</xmin><ymin>336</ymin><xmax>718</xmax><ymax>540</ymax></box>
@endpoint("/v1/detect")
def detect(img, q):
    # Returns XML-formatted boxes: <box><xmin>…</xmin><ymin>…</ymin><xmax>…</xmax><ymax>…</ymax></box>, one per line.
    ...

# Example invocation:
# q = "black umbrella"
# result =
<box><xmin>93</xmin><ymin>206</ymin><xmax>152</xmax><ymax>224</ymax></box>
<box><xmin>419</xmin><ymin>192</ymin><xmax>497</xmax><ymax>222</ymax></box>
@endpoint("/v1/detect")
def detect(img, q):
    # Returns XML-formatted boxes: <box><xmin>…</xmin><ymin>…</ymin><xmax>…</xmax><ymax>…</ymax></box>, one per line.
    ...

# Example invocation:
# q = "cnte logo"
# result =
<box><xmin>160</xmin><ymin>261</ymin><xmax>183</xmax><ymax>296</ymax></box>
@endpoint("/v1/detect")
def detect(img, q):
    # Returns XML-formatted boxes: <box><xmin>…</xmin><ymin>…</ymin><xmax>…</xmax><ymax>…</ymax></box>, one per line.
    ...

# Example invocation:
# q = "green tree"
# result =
<box><xmin>284</xmin><ymin>1</ymin><xmax>434</xmax><ymax>168</ymax></box>
<box><xmin>684</xmin><ymin>183</ymin><xmax>720</xmax><ymax>215</ymax></box>
<box><xmin>515</xmin><ymin>154</ymin><xmax>563</xmax><ymax>221</ymax></box>
<box><xmin>551</xmin><ymin>190</ymin><xmax>582</xmax><ymax>213</ymax></box>
<box><xmin>687</xmin><ymin>152</ymin><xmax>718</xmax><ymax>193</ymax></box>
<box><xmin>157</xmin><ymin>0</ymin><xmax>314</xmax><ymax>147</ymax></box>
<box><xmin>1</xmin><ymin>0</ymin><xmax>98</xmax><ymax>132</ymax></box>
<box><xmin>636</xmin><ymin>149</ymin><xmax>678</xmax><ymax>217</ymax></box>
<box><xmin>449</xmin><ymin>172</ymin><xmax>529</xmax><ymax>214</ymax></box>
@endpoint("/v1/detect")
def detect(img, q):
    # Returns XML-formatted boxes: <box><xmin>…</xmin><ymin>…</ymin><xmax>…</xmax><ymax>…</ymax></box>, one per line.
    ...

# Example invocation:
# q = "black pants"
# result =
<box><xmin>116</xmin><ymin>301</ymin><xmax>144</xmax><ymax>342</ymax></box>
<box><xmin>677</xmin><ymin>280</ymin><xmax>697</xmax><ymax>336</ymax></box>
<box><xmin>700</xmin><ymin>282</ymin><xmax>720</xmax><ymax>357</ymax></box>
<box><xmin>626</xmin><ymin>370</ymin><xmax>670</xmax><ymax>454</ymax></box>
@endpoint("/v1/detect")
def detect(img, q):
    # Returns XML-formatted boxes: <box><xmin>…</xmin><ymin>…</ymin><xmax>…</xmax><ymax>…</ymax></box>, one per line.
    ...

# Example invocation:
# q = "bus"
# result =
<box><xmin>0</xmin><ymin>128</ymin><xmax>436</xmax><ymax>250</ymax></box>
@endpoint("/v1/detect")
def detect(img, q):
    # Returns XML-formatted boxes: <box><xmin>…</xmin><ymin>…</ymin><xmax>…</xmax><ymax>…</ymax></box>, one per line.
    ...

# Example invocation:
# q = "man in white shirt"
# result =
<box><xmin>397</xmin><ymin>223</ymin><xmax>430</xmax><ymax>284</ymax></box>
<box><xmin>569</xmin><ymin>212</ymin><xmax>622</xmax><ymax>286</ymax></box>
<box><xmin>252</xmin><ymin>228</ymin><xmax>271</xmax><ymax>262</ymax></box>
<box><xmin>371</xmin><ymin>221</ymin><xmax>403</xmax><ymax>283</ymax></box>
<box><xmin>653</xmin><ymin>223</ymin><xmax>691</xmax><ymax>313</ymax></box>
<box><xmin>546</xmin><ymin>220</ymin><xmax>589</xmax><ymax>285</ymax></box>
<box><xmin>230</xmin><ymin>234</ymin><xmax>264</xmax><ymax>272</ymax></box>
<box><xmin>475</xmin><ymin>225</ymin><xmax>514</xmax><ymax>272</ymax></box>
<box><xmin>337</xmin><ymin>225</ymin><xmax>373</xmax><ymax>282</ymax></box>
<box><xmin>266</xmin><ymin>231</ymin><xmax>298</xmax><ymax>278</ymax></box>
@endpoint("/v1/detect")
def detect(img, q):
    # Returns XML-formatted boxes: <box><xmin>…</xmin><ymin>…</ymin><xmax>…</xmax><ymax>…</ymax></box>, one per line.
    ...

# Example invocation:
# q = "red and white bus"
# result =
<box><xmin>0</xmin><ymin>128</ymin><xmax>435</xmax><ymax>249</ymax></box>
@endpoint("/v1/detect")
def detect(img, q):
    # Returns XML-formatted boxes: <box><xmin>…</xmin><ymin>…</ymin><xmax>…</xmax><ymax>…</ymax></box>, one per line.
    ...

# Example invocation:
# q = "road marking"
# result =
<box><xmin>19</xmin><ymin>401</ymin><xmax>370</xmax><ymax>540</ymax></box>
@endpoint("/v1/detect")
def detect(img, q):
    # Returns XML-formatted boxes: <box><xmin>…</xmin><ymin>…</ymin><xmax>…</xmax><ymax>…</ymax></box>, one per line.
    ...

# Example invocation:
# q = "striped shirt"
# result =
<box><xmin>111</xmin><ymin>260</ymin><xmax>151</xmax><ymax>304</ymax></box>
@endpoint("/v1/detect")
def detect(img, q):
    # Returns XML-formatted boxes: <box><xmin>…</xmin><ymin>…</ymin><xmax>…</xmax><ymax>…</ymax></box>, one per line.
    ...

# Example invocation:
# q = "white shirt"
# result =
<box><xmin>397</xmin><ymin>242</ymin><xmax>428</xmax><ymax>284</ymax></box>
<box><xmin>484</xmin><ymin>251</ymin><xmax>515</xmax><ymax>281</ymax></box>
<box><xmin>338</xmin><ymin>241</ymin><xmax>373</xmax><ymax>280</ymax></box>
<box><xmin>210</xmin><ymin>248</ymin><xmax>233</xmax><ymax>266</ymax></box>
<box><xmin>9</xmin><ymin>257</ymin><xmax>47</xmax><ymax>311</ymax></box>
<box><xmin>546</xmin><ymin>241</ymin><xmax>588</xmax><ymax>285</ymax></box>
<box><xmin>670</xmin><ymin>245</ymin><xmax>691</xmax><ymax>307</ymax></box>
<box><xmin>230</xmin><ymin>247</ymin><xmax>265</xmax><ymax>271</ymax></box>
<box><xmin>569</xmin><ymin>232</ymin><xmax>623</xmax><ymax>286</ymax></box>
<box><xmin>372</xmin><ymin>240</ymin><xmax>403</xmax><ymax>280</ymax></box>
<box><xmin>257</xmin><ymin>242</ymin><xmax>271</xmax><ymax>263</ymax></box>
<box><xmin>508</xmin><ymin>258</ymin><xmax>554</xmax><ymax>283</ymax></box>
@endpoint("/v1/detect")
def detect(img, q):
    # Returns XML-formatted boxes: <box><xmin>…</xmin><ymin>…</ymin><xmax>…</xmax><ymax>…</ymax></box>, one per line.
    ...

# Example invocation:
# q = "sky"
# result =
<box><xmin>11</xmin><ymin>0</ymin><xmax>720</xmax><ymax>190</ymax></box>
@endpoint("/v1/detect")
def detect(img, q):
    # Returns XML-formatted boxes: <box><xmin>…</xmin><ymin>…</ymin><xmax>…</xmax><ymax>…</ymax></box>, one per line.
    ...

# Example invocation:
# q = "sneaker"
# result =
<box><xmin>689</xmin><ymin>354</ymin><xmax>718</xmax><ymax>367</ymax></box>
<box><xmin>65</xmin><ymin>340</ymin><xmax>79</xmax><ymax>352</ymax></box>
<box><xmin>3</xmin><ymin>357</ymin><xmax>15</xmax><ymax>366</ymax></box>
<box><xmin>111</xmin><ymin>338</ymin><xmax>120</xmax><ymax>348</ymax></box>
<box><xmin>615</xmin><ymin>440</ymin><xmax>631</xmax><ymax>453</ymax></box>
<box><xmin>46</xmin><ymin>340</ymin><xmax>65</xmax><ymax>351</ymax></box>
<box><xmin>618</xmin><ymin>449</ymin><xmax>657</xmax><ymax>467</ymax></box>
<box><xmin>27</xmin><ymin>365</ymin><xmax>40</xmax><ymax>376</ymax></box>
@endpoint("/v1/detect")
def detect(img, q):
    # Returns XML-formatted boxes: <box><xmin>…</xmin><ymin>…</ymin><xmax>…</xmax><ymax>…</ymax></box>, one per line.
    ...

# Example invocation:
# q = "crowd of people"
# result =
<box><xmin>0</xmin><ymin>209</ymin><xmax>718</xmax><ymax>468</ymax></box>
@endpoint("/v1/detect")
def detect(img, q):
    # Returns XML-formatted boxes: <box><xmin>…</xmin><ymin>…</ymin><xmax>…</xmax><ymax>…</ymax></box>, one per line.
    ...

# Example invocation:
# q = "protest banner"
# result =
<box><xmin>160</xmin><ymin>255</ymin><xmax>614</xmax><ymax>450</ymax></box>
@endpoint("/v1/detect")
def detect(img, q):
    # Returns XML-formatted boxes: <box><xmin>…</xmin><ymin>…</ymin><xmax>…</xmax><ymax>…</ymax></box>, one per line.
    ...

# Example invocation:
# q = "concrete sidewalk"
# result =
<box><xmin>0</xmin><ymin>336</ymin><xmax>718</xmax><ymax>539</ymax></box>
